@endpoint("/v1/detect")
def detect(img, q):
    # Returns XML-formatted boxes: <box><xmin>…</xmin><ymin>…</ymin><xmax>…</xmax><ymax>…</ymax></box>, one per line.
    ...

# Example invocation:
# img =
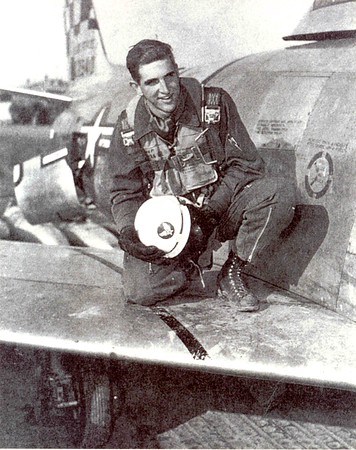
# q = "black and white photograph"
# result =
<box><xmin>0</xmin><ymin>0</ymin><xmax>355</xmax><ymax>447</ymax></box>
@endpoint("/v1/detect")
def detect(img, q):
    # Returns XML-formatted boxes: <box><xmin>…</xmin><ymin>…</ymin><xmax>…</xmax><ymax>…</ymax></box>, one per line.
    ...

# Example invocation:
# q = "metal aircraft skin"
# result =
<box><xmin>0</xmin><ymin>0</ymin><xmax>356</xmax><ymax>421</ymax></box>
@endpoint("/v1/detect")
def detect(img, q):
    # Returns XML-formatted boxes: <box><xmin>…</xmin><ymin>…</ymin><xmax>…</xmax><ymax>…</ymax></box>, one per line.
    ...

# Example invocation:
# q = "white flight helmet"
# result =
<box><xmin>134</xmin><ymin>195</ymin><xmax>191</xmax><ymax>258</ymax></box>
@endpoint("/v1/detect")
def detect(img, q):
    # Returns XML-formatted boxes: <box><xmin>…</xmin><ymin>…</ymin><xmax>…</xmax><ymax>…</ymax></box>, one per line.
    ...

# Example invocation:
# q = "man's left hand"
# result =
<box><xmin>192</xmin><ymin>204</ymin><xmax>219</xmax><ymax>240</ymax></box>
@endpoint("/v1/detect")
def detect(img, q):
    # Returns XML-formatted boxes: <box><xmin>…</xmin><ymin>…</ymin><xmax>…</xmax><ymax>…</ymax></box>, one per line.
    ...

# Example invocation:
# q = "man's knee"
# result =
<box><xmin>269</xmin><ymin>176</ymin><xmax>296</xmax><ymax>230</ymax></box>
<box><xmin>217</xmin><ymin>176</ymin><xmax>296</xmax><ymax>242</ymax></box>
<box><xmin>232</xmin><ymin>177</ymin><xmax>296</xmax><ymax>262</ymax></box>
<box><xmin>122</xmin><ymin>253</ymin><xmax>188</xmax><ymax>306</ymax></box>
<box><xmin>249</xmin><ymin>176</ymin><xmax>296</xmax><ymax>229</ymax></box>
<box><xmin>273</xmin><ymin>176</ymin><xmax>296</xmax><ymax>207</ymax></box>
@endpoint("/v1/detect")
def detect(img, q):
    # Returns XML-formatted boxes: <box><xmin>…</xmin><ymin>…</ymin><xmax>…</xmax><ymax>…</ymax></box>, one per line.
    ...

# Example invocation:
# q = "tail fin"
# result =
<box><xmin>64</xmin><ymin>0</ymin><xmax>113</xmax><ymax>83</ymax></box>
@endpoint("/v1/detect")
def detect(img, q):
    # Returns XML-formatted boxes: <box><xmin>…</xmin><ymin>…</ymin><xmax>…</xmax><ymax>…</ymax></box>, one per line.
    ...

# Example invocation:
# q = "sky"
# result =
<box><xmin>0</xmin><ymin>0</ymin><xmax>314</xmax><ymax>87</ymax></box>
<box><xmin>0</xmin><ymin>0</ymin><xmax>67</xmax><ymax>86</ymax></box>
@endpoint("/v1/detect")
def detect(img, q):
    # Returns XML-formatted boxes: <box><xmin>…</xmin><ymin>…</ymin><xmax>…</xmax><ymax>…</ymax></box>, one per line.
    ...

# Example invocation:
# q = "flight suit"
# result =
<box><xmin>108</xmin><ymin>78</ymin><xmax>295</xmax><ymax>305</ymax></box>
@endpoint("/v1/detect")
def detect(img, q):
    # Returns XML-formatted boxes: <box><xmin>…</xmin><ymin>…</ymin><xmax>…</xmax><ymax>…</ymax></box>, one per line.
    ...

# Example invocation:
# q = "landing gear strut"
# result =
<box><xmin>34</xmin><ymin>350</ymin><xmax>116</xmax><ymax>448</ymax></box>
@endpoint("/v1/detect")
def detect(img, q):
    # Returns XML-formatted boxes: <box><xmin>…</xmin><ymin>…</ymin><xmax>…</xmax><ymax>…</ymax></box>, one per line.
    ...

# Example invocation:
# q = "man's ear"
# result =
<box><xmin>129</xmin><ymin>80</ymin><xmax>142</xmax><ymax>96</ymax></box>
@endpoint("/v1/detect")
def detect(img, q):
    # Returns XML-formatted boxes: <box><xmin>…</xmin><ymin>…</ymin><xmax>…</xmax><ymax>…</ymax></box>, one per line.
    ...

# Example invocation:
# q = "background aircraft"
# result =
<box><xmin>0</xmin><ymin>0</ymin><xmax>355</xmax><ymax>447</ymax></box>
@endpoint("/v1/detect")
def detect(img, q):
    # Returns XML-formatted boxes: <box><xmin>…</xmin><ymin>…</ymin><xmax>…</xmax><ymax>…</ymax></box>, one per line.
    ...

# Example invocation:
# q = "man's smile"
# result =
<box><xmin>136</xmin><ymin>58</ymin><xmax>180</xmax><ymax>116</ymax></box>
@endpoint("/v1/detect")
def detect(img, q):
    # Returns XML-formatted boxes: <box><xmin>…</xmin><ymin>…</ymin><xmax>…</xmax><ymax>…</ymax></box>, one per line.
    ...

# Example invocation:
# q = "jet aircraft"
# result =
<box><xmin>0</xmin><ymin>0</ymin><xmax>355</xmax><ymax>446</ymax></box>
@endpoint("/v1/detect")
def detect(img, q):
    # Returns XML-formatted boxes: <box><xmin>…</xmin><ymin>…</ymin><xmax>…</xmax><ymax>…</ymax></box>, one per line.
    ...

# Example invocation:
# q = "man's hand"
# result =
<box><xmin>179</xmin><ymin>203</ymin><xmax>219</xmax><ymax>262</ymax></box>
<box><xmin>191</xmin><ymin>204</ymin><xmax>219</xmax><ymax>240</ymax></box>
<box><xmin>118</xmin><ymin>226</ymin><xmax>168</xmax><ymax>264</ymax></box>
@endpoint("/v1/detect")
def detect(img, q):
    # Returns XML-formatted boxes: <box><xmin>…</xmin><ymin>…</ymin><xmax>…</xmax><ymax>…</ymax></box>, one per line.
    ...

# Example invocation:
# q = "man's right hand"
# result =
<box><xmin>190</xmin><ymin>204</ymin><xmax>219</xmax><ymax>240</ymax></box>
<box><xmin>118</xmin><ymin>226</ymin><xmax>168</xmax><ymax>264</ymax></box>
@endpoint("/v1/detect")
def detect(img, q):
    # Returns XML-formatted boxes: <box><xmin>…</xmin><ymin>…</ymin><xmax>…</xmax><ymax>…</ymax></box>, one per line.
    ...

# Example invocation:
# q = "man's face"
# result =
<box><xmin>134</xmin><ymin>58</ymin><xmax>180</xmax><ymax>117</ymax></box>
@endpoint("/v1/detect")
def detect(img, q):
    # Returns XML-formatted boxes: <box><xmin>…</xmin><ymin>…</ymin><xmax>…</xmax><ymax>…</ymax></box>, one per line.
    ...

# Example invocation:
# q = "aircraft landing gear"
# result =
<box><xmin>34</xmin><ymin>350</ymin><xmax>118</xmax><ymax>448</ymax></box>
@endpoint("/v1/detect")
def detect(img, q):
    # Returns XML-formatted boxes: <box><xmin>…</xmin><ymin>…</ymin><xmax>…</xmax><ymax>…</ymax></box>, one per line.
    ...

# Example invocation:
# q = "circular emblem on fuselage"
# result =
<box><xmin>157</xmin><ymin>222</ymin><xmax>175</xmax><ymax>239</ymax></box>
<box><xmin>305</xmin><ymin>151</ymin><xmax>333</xmax><ymax>199</ymax></box>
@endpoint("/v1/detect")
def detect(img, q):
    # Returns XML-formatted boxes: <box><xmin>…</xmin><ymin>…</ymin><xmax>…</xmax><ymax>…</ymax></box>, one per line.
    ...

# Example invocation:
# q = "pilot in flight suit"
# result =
<box><xmin>107</xmin><ymin>39</ymin><xmax>296</xmax><ymax>311</ymax></box>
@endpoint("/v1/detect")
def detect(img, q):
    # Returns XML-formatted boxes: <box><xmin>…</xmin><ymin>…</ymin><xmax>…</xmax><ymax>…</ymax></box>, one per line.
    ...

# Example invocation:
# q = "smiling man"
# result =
<box><xmin>108</xmin><ymin>39</ymin><xmax>296</xmax><ymax>310</ymax></box>
<box><xmin>131</xmin><ymin>58</ymin><xmax>180</xmax><ymax>116</ymax></box>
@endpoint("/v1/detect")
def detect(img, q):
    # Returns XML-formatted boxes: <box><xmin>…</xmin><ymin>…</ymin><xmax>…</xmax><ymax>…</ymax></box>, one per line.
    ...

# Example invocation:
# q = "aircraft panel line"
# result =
<box><xmin>72</xmin><ymin>247</ymin><xmax>123</xmax><ymax>275</ymax></box>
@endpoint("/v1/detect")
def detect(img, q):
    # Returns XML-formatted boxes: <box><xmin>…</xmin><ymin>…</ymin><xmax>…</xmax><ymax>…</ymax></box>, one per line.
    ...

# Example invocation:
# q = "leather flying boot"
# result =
<box><xmin>217</xmin><ymin>252</ymin><xmax>259</xmax><ymax>312</ymax></box>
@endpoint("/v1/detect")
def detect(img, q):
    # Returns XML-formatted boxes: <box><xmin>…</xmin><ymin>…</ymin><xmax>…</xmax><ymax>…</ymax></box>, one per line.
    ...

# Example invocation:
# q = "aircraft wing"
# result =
<box><xmin>1</xmin><ymin>240</ymin><xmax>355</xmax><ymax>392</ymax></box>
<box><xmin>0</xmin><ymin>86</ymin><xmax>72</xmax><ymax>103</ymax></box>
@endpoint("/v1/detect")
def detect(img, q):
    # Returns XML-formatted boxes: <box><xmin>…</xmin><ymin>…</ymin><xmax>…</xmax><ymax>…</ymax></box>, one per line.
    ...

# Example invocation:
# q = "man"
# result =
<box><xmin>108</xmin><ymin>39</ymin><xmax>296</xmax><ymax>310</ymax></box>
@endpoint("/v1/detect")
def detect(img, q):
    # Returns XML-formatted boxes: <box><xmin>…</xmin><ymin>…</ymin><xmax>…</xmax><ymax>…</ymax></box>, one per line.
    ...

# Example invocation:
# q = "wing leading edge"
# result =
<box><xmin>0</xmin><ymin>87</ymin><xmax>72</xmax><ymax>103</ymax></box>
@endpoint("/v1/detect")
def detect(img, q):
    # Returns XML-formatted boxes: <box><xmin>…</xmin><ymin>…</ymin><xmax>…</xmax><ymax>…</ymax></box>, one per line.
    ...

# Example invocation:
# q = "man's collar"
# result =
<box><xmin>133</xmin><ymin>82</ymin><xmax>201</xmax><ymax>140</ymax></box>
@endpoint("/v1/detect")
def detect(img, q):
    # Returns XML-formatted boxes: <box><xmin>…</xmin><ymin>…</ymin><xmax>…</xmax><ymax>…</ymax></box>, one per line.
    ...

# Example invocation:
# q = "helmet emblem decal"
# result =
<box><xmin>157</xmin><ymin>222</ymin><xmax>175</xmax><ymax>239</ymax></box>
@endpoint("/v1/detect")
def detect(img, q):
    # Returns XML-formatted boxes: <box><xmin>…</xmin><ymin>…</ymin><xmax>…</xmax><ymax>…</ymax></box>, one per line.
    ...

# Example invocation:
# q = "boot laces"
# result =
<box><xmin>217</xmin><ymin>253</ymin><xmax>250</xmax><ymax>298</ymax></box>
<box><xmin>225</xmin><ymin>255</ymin><xmax>249</xmax><ymax>297</ymax></box>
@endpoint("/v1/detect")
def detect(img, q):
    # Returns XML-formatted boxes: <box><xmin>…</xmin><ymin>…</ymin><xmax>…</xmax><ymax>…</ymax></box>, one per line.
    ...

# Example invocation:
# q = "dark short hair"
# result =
<box><xmin>126</xmin><ymin>39</ymin><xmax>176</xmax><ymax>82</ymax></box>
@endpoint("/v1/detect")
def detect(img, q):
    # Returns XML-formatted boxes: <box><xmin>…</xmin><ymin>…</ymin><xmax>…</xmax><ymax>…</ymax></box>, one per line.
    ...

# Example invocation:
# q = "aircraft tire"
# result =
<box><xmin>33</xmin><ymin>351</ymin><xmax>113</xmax><ymax>447</ymax></box>
<box><xmin>80</xmin><ymin>362</ymin><xmax>113</xmax><ymax>448</ymax></box>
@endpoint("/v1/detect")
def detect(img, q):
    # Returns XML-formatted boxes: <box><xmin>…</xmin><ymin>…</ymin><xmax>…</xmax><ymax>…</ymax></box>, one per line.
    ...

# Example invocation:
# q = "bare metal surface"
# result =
<box><xmin>3</xmin><ymin>205</ymin><xmax>69</xmax><ymax>245</ymax></box>
<box><xmin>338</xmin><ymin>251</ymin><xmax>356</xmax><ymax>321</ymax></box>
<box><xmin>15</xmin><ymin>154</ymin><xmax>83</xmax><ymax>225</ymax></box>
<box><xmin>209</xmin><ymin>40</ymin><xmax>356</xmax><ymax>79</ymax></box>
<box><xmin>0</xmin><ymin>241</ymin><xmax>123</xmax><ymax>287</ymax></box>
<box><xmin>57</xmin><ymin>218</ymin><xmax>117</xmax><ymax>249</ymax></box>
<box><xmin>0</xmin><ymin>241</ymin><xmax>355</xmax><ymax>391</ymax></box>
<box><xmin>0</xmin><ymin>124</ymin><xmax>53</xmax><ymax>164</ymax></box>
<box><xmin>285</xmin><ymin>2</ymin><xmax>356</xmax><ymax>39</ymax></box>
<box><xmin>164</xmin><ymin>279</ymin><xmax>356</xmax><ymax>390</ymax></box>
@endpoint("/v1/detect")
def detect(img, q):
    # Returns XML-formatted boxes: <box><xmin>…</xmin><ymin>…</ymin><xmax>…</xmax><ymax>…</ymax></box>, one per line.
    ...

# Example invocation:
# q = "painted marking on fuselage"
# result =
<box><xmin>152</xmin><ymin>307</ymin><xmax>210</xmax><ymax>360</ymax></box>
<box><xmin>81</xmin><ymin>107</ymin><xmax>114</xmax><ymax>166</ymax></box>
